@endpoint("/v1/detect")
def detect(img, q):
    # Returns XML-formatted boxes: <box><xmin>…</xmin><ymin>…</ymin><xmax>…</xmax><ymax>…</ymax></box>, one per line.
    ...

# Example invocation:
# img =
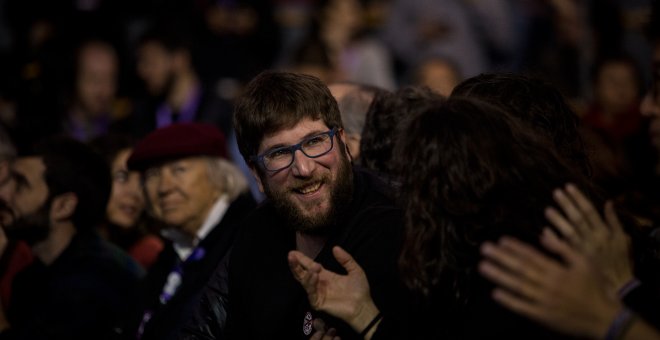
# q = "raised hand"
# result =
<box><xmin>479</xmin><ymin>230</ymin><xmax>619</xmax><ymax>339</ymax></box>
<box><xmin>288</xmin><ymin>246</ymin><xmax>380</xmax><ymax>335</ymax></box>
<box><xmin>545</xmin><ymin>183</ymin><xmax>633</xmax><ymax>295</ymax></box>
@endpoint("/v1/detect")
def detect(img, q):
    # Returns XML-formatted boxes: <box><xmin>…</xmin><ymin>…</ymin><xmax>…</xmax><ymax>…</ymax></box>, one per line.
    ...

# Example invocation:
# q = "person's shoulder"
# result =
<box><xmin>71</xmin><ymin>232</ymin><xmax>145</xmax><ymax>280</ymax></box>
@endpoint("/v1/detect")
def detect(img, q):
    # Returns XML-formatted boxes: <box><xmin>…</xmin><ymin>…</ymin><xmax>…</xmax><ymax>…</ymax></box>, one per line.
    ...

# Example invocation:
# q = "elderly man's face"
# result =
<box><xmin>143</xmin><ymin>157</ymin><xmax>221</xmax><ymax>235</ymax></box>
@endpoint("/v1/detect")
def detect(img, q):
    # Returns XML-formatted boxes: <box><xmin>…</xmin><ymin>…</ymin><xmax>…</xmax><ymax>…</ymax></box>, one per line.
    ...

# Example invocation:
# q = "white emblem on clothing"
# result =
<box><xmin>303</xmin><ymin>311</ymin><xmax>313</xmax><ymax>335</ymax></box>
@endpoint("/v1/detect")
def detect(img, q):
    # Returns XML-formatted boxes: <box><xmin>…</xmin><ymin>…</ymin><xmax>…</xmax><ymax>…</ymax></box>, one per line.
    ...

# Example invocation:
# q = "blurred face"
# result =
<box><xmin>418</xmin><ymin>60</ymin><xmax>460</xmax><ymax>97</ymax></box>
<box><xmin>107</xmin><ymin>148</ymin><xmax>145</xmax><ymax>229</ymax></box>
<box><xmin>594</xmin><ymin>61</ymin><xmax>638</xmax><ymax>114</ymax></box>
<box><xmin>253</xmin><ymin>118</ymin><xmax>353</xmax><ymax>234</ymax></box>
<box><xmin>76</xmin><ymin>44</ymin><xmax>118</xmax><ymax>116</ymax></box>
<box><xmin>3</xmin><ymin>157</ymin><xmax>51</xmax><ymax>244</ymax></box>
<box><xmin>137</xmin><ymin>42</ymin><xmax>176</xmax><ymax>96</ymax></box>
<box><xmin>144</xmin><ymin>157</ymin><xmax>221</xmax><ymax>235</ymax></box>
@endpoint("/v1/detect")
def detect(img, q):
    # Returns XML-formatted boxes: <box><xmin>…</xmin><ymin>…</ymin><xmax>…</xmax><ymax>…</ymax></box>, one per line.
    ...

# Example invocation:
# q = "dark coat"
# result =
<box><xmin>133</xmin><ymin>193</ymin><xmax>255</xmax><ymax>340</ymax></box>
<box><xmin>5</xmin><ymin>231</ymin><xmax>144</xmax><ymax>340</ymax></box>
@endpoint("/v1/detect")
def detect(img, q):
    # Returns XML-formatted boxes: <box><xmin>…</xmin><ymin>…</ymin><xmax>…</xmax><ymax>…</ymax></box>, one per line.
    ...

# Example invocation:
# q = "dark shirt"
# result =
<box><xmin>5</xmin><ymin>231</ymin><xmax>144</xmax><ymax>340</ymax></box>
<box><xmin>223</xmin><ymin>168</ymin><xmax>404</xmax><ymax>340</ymax></box>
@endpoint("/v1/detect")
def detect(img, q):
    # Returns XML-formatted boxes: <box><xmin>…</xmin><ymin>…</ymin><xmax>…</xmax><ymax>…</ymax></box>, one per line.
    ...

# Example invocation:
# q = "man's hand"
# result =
<box><xmin>288</xmin><ymin>246</ymin><xmax>380</xmax><ymax>335</ymax></box>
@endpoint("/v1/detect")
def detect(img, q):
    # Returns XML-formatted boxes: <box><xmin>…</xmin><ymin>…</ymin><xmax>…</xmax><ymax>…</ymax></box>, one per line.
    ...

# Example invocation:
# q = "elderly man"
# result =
<box><xmin>183</xmin><ymin>71</ymin><xmax>405</xmax><ymax>340</ymax></box>
<box><xmin>126</xmin><ymin>123</ymin><xmax>255</xmax><ymax>340</ymax></box>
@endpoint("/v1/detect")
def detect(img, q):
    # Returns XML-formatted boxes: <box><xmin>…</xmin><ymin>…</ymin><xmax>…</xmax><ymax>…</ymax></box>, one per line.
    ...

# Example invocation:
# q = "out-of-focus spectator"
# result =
<box><xmin>580</xmin><ymin>54</ymin><xmax>646</xmax><ymax>194</ymax></box>
<box><xmin>0</xmin><ymin>125</ymin><xmax>32</xmax><ymax>313</ymax></box>
<box><xmin>328</xmin><ymin>82</ymin><xmax>385</xmax><ymax>161</ymax></box>
<box><xmin>413</xmin><ymin>56</ymin><xmax>462</xmax><ymax>97</ymax></box>
<box><xmin>382</xmin><ymin>0</ymin><xmax>517</xmax><ymax>81</ymax></box>
<box><xmin>91</xmin><ymin>134</ymin><xmax>164</xmax><ymax>271</ymax></box>
<box><xmin>129</xmin><ymin>25</ymin><xmax>233</xmax><ymax>139</ymax></box>
<box><xmin>63</xmin><ymin>39</ymin><xmax>131</xmax><ymax>142</ymax></box>
<box><xmin>0</xmin><ymin>136</ymin><xmax>143</xmax><ymax>340</ymax></box>
<box><xmin>281</xmin><ymin>0</ymin><xmax>396</xmax><ymax>89</ymax></box>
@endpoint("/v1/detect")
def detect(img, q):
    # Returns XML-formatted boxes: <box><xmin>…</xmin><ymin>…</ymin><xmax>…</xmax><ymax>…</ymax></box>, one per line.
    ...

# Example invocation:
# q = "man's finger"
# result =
<box><xmin>332</xmin><ymin>246</ymin><xmax>363</xmax><ymax>274</ymax></box>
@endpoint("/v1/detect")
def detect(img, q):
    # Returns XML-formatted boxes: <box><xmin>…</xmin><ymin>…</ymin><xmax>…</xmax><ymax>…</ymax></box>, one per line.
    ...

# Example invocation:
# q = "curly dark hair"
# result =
<box><xmin>395</xmin><ymin>97</ymin><xmax>595</xmax><ymax>303</ymax></box>
<box><xmin>359</xmin><ymin>86</ymin><xmax>442</xmax><ymax>177</ymax></box>
<box><xmin>452</xmin><ymin>73</ymin><xmax>591</xmax><ymax>177</ymax></box>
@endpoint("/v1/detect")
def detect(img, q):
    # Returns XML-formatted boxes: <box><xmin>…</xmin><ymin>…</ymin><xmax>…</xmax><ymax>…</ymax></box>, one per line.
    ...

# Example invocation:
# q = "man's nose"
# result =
<box><xmin>290</xmin><ymin>150</ymin><xmax>315</xmax><ymax>177</ymax></box>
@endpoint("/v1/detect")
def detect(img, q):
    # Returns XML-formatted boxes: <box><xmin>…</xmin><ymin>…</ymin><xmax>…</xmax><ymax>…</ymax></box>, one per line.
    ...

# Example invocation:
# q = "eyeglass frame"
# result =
<box><xmin>251</xmin><ymin>127</ymin><xmax>340</xmax><ymax>172</ymax></box>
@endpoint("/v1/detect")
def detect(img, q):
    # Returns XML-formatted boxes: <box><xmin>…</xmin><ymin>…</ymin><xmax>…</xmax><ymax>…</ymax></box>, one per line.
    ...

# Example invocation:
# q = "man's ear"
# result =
<box><xmin>50</xmin><ymin>193</ymin><xmax>78</xmax><ymax>222</ymax></box>
<box><xmin>249</xmin><ymin>165</ymin><xmax>264</xmax><ymax>193</ymax></box>
<box><xmin>337</xmin><ymin>128</ymin><xmax>347</xmax><ymax>144</ymax></box>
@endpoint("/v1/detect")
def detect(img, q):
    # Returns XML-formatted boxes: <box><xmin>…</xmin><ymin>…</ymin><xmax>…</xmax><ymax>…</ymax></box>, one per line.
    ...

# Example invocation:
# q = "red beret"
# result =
<box><xmin>127</xmin><ymin>123</ymin><xmax>228</xmax><ymax>171</ymax></box>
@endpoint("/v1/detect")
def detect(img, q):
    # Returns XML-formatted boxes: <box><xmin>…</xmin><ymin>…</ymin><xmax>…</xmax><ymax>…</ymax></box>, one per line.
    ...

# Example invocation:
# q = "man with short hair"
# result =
<box><xmin>217</xmin><ymin>71</ymin><xmax>404</xmax><ymax>339</ymax></box>
<box><xmin>126</xmin><ymin>123</ymin><xmax>255</xmax><ymax>340</ymax></box>
<box><xmin>0</xmin><ymin>136</ymin><xmax>143</xmax><ymax>340</ymax></box>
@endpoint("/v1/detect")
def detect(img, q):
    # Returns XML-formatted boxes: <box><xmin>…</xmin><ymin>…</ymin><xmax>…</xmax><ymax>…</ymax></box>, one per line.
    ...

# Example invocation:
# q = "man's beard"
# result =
<box><xmin>3</xmin><ymin>201</ymin><xmax>51</xmax><ymax>246</ymax></box>
<box><xmin>264</xmin><ymin>150</ymin><xmax>354</xmax><ymax>236</ymax></box>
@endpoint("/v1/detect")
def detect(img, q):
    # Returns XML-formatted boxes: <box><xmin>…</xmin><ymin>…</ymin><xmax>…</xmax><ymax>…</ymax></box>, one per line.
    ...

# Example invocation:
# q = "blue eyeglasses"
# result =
<box><xmin>252</xmin><ymin>128</ymin><xmax>338</xmax><ymax>172</ymax></box>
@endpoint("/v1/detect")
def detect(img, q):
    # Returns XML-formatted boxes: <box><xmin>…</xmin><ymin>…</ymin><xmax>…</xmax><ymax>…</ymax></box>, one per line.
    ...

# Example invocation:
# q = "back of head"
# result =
<box><xmin>234</xmin><ymin>71</ymin><xmax>342</xmax><ymax>163</ymax></box>
<box><xmin>359</xmin><ymin>86</ymin><xmax>442</xmax><ymax>175</ymax></box>
<box><xmin>452</xmin><ymin>73</ymin><xmax>590</xmax><ymax>177</ymax></box>
<box><xmin>27</xmin><ymin>136</ymin><xmax>111</xmax><ymax>231</ymax></box>
<box><xmin>394</xmin><ymin>96</ymin><xmax>592</xmax><ymax>299</ymax></box>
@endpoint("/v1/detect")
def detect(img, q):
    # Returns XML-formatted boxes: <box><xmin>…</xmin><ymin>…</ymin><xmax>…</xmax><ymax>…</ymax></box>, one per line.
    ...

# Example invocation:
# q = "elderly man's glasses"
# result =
<box><xmin>253</xmin><ymin>128</ymin><xmax>338</xmax><ymax>172</ymax></box>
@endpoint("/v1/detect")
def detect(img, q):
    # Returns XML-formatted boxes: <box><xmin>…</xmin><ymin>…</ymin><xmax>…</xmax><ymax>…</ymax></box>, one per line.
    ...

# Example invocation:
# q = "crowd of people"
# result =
<box><xmin>0</xmin><ymin>1</ymin><xmax>658</xmax><ymax>340</ymax></box>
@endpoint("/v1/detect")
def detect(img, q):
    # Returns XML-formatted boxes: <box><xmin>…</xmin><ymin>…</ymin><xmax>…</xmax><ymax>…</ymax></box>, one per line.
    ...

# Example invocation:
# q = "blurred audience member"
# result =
<box><xmin>328</xmin><ymin>82</ymin><xmax>384</xmax><ymax>161</ymax></box>
<box><xmin>91</xmin><ymin>134</ymin><xmax>164</xmax><ymax>270</ymax></box>
<box><xmin>63</xmin><ymin>39</ymin><xmax>128</xmax><ymax>142</ymax></box>
<box><xmin>382</xmin><ymin>0</ymin><xmax>516</xmax><ymax>81</ymax></box>
<box><xmin>0</xmin><ymin>136</ymin><xmax>143</xmax><ymax>340</ymax></box>
<box><xmin>126</xmin><ymin>123</ymin><xmax>255</xmax><ymax>340</ymax></box>
<box><xmin>580</xmin><ymin>55</ymin><xmax>645</xmax><ymax>191</ymax></box>
<box><xmin>0</xmin><ymin>126</ymin><xmax>32</xmax><ymax>312</ymax></box>
<box><xmin>130</xmin><ymin>25</ymin><xmax>233</xmax><ymax>139</ymax></box>
<box><xmin>413</xmin><ymin>56</ymin><xmax>461</xmax><ymax>97</ymax></box>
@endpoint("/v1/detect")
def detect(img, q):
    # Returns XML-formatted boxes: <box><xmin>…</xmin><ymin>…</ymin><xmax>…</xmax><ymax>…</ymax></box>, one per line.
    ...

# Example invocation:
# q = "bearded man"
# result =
<box><xmin>0</xmin><ymin>137</ymin><xmax>143</xmax><ymax>340</ymax></box>
<box><xmin>182</xmin><ymin>71</ymin><xmax>405</xmax><ymax>340</ymax></box>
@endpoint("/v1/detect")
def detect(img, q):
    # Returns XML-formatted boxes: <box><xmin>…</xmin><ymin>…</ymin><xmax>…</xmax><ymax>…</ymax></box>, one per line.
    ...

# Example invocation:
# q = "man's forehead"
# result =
<box><xmin>13</xmin><ymin>156</ymin><xmax>46</xmax><ymax>183</ymax></box>
<box><xmin>259</xmin><ymin>119</ymin><xmax>330</xmax><ymax>150</ymax></box>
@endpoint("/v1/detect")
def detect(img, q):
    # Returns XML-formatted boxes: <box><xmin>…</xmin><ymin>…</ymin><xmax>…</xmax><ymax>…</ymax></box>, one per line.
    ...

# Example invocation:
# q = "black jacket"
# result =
<box><xmin>131</xmin><ymin>193</ymin><xmax>255</xmax><ymax>340</ymax></box>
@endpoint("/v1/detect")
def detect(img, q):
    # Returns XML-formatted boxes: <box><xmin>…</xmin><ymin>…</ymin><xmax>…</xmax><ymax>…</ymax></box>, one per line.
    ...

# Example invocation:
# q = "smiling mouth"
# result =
<box><xmin>294</xmin><ymin>182</ymin><xmax>323</xmax><ymax>195</ymax></box>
